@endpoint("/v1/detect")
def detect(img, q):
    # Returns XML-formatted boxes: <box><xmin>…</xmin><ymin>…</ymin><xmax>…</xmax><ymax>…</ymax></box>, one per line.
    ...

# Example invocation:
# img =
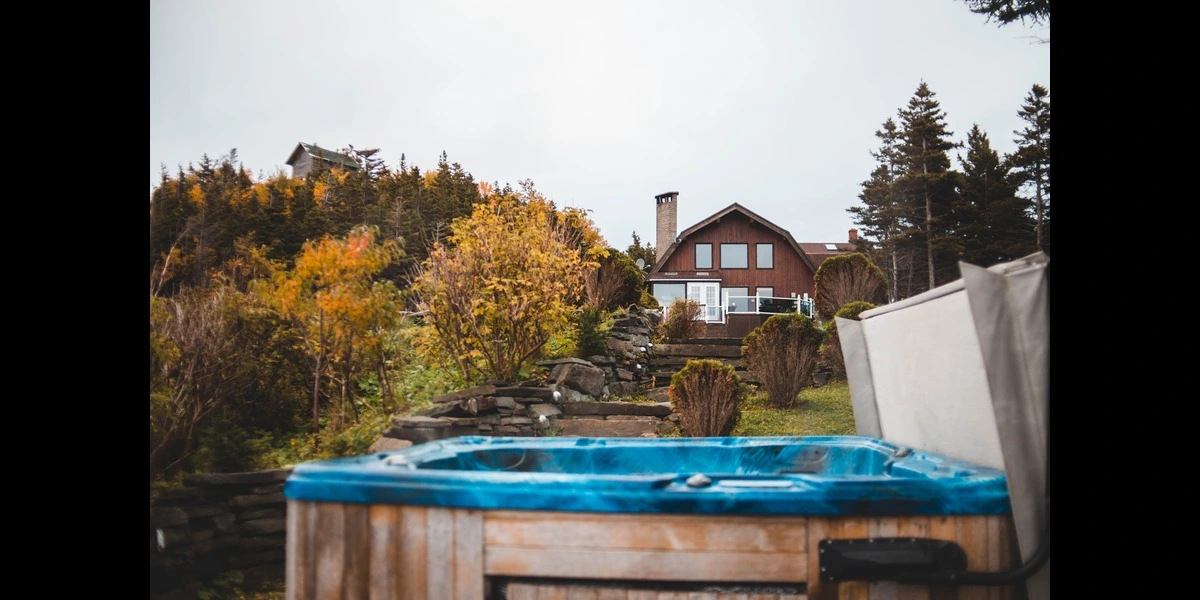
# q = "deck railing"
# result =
<box><xmin>725</xmin><ymin>295</ymin><xmax>814</xmax><ymax>318</ymax></box>
<box><xmin>660</xmin><ymin>295</ymin><xmax>815</xmax><ymax>323</ymax></box>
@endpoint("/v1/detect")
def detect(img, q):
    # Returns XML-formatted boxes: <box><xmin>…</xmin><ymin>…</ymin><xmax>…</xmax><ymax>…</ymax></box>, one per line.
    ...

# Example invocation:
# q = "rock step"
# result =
<box><xmin>647</xmin><ymin>368</ymin><xmax>761</xmax><ymax>385</ymax></box>
<box><xmin>651</xmin><ymin>344</ymin><xmax>742</xmax><ymax>358</ymax></box>
<box><xmin>664</xmin><ymin>337</ymin><xmax>744</xmax><ymax>346</ymax></box>
<box><xmin>647</xmin><ymin>357</ymin><xmax>741</xmax><ymax>368</ymax></box>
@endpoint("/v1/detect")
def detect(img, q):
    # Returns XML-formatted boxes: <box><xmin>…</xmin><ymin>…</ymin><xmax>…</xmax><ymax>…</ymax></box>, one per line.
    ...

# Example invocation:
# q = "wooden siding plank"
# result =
<box><xmin>836</xmin><ymin>518</ymin><xmax>871</xmax><ymax>600</ymax></box>
<box><xmin>484</xmin><ymin>511</ymin><xmax>806</xmax><ymax>553</ymax></box>
<box><xmin>454</xmin><ymin>509</ymin><xmax>484</xmax><ymax>600</ymax></box>
<box><xmin>956</xmin><ymin>516</ymin><xmax>989</xmax><ymax>600</ymax></box>
<box><xmin>399</xmin><ymin>506</ymin><xmax>427</xmax><ymax>600</ymax></box>
<box><xmin>990</xmin><ymin>515</ymin><xmax>1016</xmax><ymax>600</ymax></box>
<box><xmin>868</xmin><ymin>517</ymin><xmax>900</xmax><ymax>600</ymax></box>
<box><xmin>342</xmin><ymin>503</ymin><xmax>370</xmax><ymax>599</ymax></box>
<box><xmin>928</xmin><ymin>516</ymin><xmax>958</xmax><ymax>600</ymax></box>
<box><xmin>510</xmin><ymin>586</ymin><xmax>808</xmax><ymax>600</ymax></box>
<box><xmin>425</xmin><ymin>507</ymin><xmax>455</xmax><ymax>600</ymax></box>
<box><xmin>485</xmin><ymin>547</ymin><xmax>807</xmax><ymax>582</ymax></box>
<box><xmin>314</xmin><ymin>503</ymin><xmax>346</xmax><ymax>599</ymax></box>
<box><xmin>506</xmin><ymin>583</ymin><xmax>539</xmax><ymax>600</ymax></box>
<box><xmin>285</xmin><ymin>500</ymin><xmax>314</xmax><ymax>600</ymax></box>
<box><xmin>896</xmin><ymin>517</ymin><xmax>932</xmax><ymax>600</ymax></box>
<box><xmin>537</xmin><ymin>586</ymin><xmax>569</xmax><ymax>600</ymax></box>
<box><xmin>368</xmin><ymin>505</ymin><xmax>400</xmax><ymax>600</ymax></box>
<box><xmin>985</xmin><ymin>516</ymin><xmax>1002</xmax><ymax>600</ymax></box>
<box><xmin>806</xmin><ymin>517</ymin><xmax>833</xmax><ymax>600</ymax></box>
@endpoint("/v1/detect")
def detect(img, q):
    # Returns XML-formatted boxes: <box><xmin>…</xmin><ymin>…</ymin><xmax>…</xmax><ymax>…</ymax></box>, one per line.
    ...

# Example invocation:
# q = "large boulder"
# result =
<box><xmin>551</xmin><ymin>362</ymin><xmax>606</xmax><ymax>397</ymax></box>
<box><xmin>607</xmin><ymin>381</ymin><xmax>639</xmax><ymax>398</ymax></box>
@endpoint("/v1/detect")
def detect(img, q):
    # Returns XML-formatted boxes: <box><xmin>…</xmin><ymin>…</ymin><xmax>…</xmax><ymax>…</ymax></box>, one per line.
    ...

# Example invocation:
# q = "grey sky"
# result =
<box><xmin>150</xmin><ymin>0</ymin><xmax>1049</xmax><ymax>249</ymax></box>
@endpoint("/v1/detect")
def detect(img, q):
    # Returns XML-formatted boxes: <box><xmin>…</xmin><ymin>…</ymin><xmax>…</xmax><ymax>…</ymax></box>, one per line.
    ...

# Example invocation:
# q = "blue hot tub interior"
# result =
<box><xmin>284</xmin><ymin>436</ymin><xmax>1010</xmax><ymax>516</ymax></box>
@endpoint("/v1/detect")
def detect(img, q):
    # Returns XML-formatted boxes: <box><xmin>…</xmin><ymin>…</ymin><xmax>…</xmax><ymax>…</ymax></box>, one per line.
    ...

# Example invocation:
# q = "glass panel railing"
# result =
<box><xmin>725</xmin><ymin>296</ymin><xmax>800</xmax><ymax>314</ymax></box>
<box><xmin>725</xmin><ymin>296</ymin><xmax>755</xmax><ymax>314</ymax></box>
<box><xmin>758</xmin><ymin>297</ymin><xmax>798</xmax><ymax>314</ymax></box>
<box><xmin>798</xmin><ymin>298</ymin><xmax>814</xmax><ymax>318</ymax></box>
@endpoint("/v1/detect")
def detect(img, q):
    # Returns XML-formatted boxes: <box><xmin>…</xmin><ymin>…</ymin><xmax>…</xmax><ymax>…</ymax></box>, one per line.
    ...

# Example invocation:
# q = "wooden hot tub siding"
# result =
<box><xmin>286</xmin><ymin>501</ymin><xmax>1019</xmax><ymax>600</ymax></box>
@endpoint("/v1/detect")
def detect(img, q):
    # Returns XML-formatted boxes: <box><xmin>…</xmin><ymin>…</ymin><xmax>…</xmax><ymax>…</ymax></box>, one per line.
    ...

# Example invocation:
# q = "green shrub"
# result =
<box><xmin>813</xmin><ymin>252</ymin><xmax>887</xmax><ymax>320</ymax></box>
<box><xmin>742</xmin><ymin>313</ymin><xmax>826</xmax><ymax>408</ymax></box>
<box><xmin>320</xmin><ymin>410</ymin><xmax>392</xmax><ymax>458</ymax></box>
<box><xmin>192</xmin><ymin>412</ymin><xmax>257</xmax><ymax>473</ymax></box>
<box><xmin>639</xmin><ymin>288</ymin><xmax>660</xmax><ymax>309</ymax></box>
<box><xmin>668</xmin><ymin>359</ymin><xmax>745</xmax><ymax>436</ymax></box>
<box><xmin>660</xmin><ymin>298</ymin><xmax>706</xmax><ymax>342</ymax></box>
<box><xmin>821</xmin><ymin>301</ymin><xmax>876</xmax><ymax>378</ymax></box>
<box><xmin>575</xmin><ymin>306</ymin><xmax>609</xmax><ymax>358</ymax></box>
<box><xmin>584</xmin><ymin>249</ymin><xmax>644</xmax><ymax>311</ymax></box>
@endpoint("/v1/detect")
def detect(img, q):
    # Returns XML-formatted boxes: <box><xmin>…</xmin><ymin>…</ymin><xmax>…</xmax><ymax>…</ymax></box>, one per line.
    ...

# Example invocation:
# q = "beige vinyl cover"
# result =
<box><xmin>837</xmin><ymin>252</ymin><xmax>1049</xmax><ymax>599</ymax></box>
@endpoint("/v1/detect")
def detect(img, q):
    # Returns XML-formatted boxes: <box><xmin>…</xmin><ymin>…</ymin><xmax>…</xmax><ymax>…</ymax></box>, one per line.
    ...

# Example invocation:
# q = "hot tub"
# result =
<box><xmin>284</xmin><ymin>436</ymin><xmax>1019</xmax><ymax>599</ymax></box>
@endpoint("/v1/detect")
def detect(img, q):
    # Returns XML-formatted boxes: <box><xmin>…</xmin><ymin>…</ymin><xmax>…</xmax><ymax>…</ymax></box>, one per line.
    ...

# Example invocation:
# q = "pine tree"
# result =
<box><xmin>958</xmin><ymin>125</ymin><xmax>1034</xmax><ymax>265</ymax></box>
<box><xmin>849</xmin><ymin>118</ymin><xmax>908</xmax><ymax>302</ymax></box>
<box><xmin>1010</xmin><ymin>84</ymin><xmax>1050</xmax><ymax>253</ymax></box>
<box><xmin>896</xmin><ymin>82</ymin><xmax>962</xmax><ymax>290</ymax></box>
<box><xmin>626</xmin><ymin>231</ymin><xmax>656</xmax><ymax>269</ymax></box>
<box><xmin>960</xmin><ymin>0</ymin><xmax>1049</xmax><ymax>26</ymax></box>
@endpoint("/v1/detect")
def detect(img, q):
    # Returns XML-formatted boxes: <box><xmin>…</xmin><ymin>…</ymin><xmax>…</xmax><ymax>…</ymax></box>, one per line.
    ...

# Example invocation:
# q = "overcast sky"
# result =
<box><xmin>150</xmin><ymin>0</ymin><xmax>1049</xmax><ymax>248</ymax></box>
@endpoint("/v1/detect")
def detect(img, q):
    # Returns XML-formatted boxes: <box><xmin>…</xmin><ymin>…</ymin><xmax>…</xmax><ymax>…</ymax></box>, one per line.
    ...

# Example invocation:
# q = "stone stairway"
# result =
<box><xmin>644</xmin><ymin>338</ymin><xmax>761</xmax><ymax>387</ymax></box>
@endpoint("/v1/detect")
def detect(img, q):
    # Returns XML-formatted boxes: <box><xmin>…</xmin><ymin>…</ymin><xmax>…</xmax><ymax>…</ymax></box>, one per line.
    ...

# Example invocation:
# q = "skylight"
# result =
<box><xmin>825</xmin><ymin>243</ymin><xmax>839</xmax><ymax>250</ymax></box>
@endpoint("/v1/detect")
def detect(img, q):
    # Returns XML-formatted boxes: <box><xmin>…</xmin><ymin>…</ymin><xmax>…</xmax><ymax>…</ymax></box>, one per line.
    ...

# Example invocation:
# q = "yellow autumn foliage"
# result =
<box><xmin>257</xmin><ymin>225</ymin><xmax>404</xmax><ymax>433</ymax></box>
<box><xmin>413</xmin><ymin>189</ymin><xmax>604</xmax><ymax>382</ymax></box>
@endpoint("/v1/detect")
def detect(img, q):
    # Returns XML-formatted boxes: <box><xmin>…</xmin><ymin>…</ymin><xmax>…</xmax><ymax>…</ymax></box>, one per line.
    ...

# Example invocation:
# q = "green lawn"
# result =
<box><xmin>733</xmin><ymin>379</ymin><xmax>857</xmax><ymax>437</ymax></box>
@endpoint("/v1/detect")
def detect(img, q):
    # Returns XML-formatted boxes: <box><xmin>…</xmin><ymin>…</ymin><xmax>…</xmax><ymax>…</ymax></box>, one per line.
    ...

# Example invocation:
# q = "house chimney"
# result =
<box><xmin>849</xmin><ymin>228</ymin><xmax>858</xmax><ymax>242</ymax></box>
<box><xmin>655</xmin><ymin>191</ymin><xmax>679</xmax><ymax>256</ymax></box>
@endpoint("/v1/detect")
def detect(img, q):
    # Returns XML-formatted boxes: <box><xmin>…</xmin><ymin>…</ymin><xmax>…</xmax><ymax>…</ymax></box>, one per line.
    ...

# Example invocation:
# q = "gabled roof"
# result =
<box><xmin>285</xmin><ymin>142</ymin><xmax>361</xmax><ymax>170</ymax></box>
<box><xmin>799</xmin><ymin>242</ymin><xmax>856</xmax><ymax>269</ymax></box>
<box><xmin>650</xmin><ymin>202</ymin><xmax>818</xmax><ymax>273</ymax></box>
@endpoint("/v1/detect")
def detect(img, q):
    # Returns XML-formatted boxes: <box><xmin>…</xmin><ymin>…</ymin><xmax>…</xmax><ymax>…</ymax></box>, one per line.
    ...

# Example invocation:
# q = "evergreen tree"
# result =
<box><xmin>896</xmin><ymin>82</ymin><xmax>962</xmax><ymax>290</ymax></box>
<box><xmin>1010</xmin><ymin>84</ymin><xmax>1051</xmax><ymax>253</ymax></box>
<box><xmin>961</xmin><ymin>0</ymin><xmax>1049</xmax><ymax>26</ymax></box>
<box><xmin>957</xmin><ymin>125</ymin><xmax>1035</xmax><ymax>265</ymax></box>
<box><xmin>849</xmin><ymin>118</ymin><xmax>907</xmax><ymax>302</ymax></box>
<box><xmin>625</xmin><ymin>231</ymin><xmax>656</xmax><ymax>270</ymax></box>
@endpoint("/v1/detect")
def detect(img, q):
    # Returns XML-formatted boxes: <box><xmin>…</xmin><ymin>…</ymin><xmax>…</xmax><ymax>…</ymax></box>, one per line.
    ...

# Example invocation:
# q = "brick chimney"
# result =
<box><xmin>849</xmin><ymin>228</ymin><xmax>858</xmax><ymax>242</ymax></box>
<box><xmin>655</xmin><ymin>191</ymin><xmax>679</xmax><ymax>255</ymax></box>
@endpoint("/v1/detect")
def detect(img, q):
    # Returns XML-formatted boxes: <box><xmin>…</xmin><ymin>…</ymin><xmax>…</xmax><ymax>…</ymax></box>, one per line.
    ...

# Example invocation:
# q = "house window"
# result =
<box><xmin>723</xmin><ymin>287</ymin><xmax>751</xmax><ymax>313</ymax></box>
<box><xmin>652</xmin><ymin>283</ymin><xmax>686</xmax><ymax>307</ymax></box>
<box><xmin>757</xmin><ymin>287</ymin><xmax>774</xmax><ymax>298</ymax></box>
<box><xmin>720</xmin><ymin>244</ymin><xmax>748</xmax><ymax>269</ymax></box>
<box><xmin>695</xmin><ymin>244</ymin><xmax>712</xmax><ymax>270</ymax></box>
<box><xmin>757</xmin><ymin>244</ymin><xmax>773</xmax><ymax>269</ymax></box>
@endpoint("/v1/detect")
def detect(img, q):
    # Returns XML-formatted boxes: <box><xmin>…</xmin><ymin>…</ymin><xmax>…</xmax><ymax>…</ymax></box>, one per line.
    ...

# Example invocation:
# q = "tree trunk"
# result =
<box><xmin>923</xmin><ymin>137</ymin><xmax>935</xmax><ymax>290</ymax></box>
<box><xmin>889</xmin><ymin>248</ymin><xmax>898</xmax><ymax>303</ymax></box>
<box><xmin>312</xmin><ymin>310</ymin><xmax>324</xmax><ymax>445</ymax></box>
<box><xmin>1035</xmin><ymin>164</ymin><xmax>1044</xmax><ymax>251</ymax></box>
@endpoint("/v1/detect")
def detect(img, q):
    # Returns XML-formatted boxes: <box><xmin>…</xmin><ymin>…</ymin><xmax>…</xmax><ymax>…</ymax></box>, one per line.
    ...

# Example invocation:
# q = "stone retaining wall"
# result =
<box><xmin>150</xmin><ymin>469</ymin><xmax>291</xmax><ymax>600</ymax></box>
<box><xmin>382</xmin><ymin>392</ymin><xmax>680</xmax><ymax>446</ymax></box>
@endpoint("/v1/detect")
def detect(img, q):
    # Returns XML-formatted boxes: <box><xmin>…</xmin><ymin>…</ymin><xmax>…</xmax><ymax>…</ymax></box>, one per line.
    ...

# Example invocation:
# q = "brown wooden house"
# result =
<box><xmin>648</xmin><ymin>192</ymin><xmax>855</xmax><ymax>337</ymax></box>
<box><xmin>286</xmin><ymin>142</ymin><xmax>361</xmax><ymax>179</ymax></box>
